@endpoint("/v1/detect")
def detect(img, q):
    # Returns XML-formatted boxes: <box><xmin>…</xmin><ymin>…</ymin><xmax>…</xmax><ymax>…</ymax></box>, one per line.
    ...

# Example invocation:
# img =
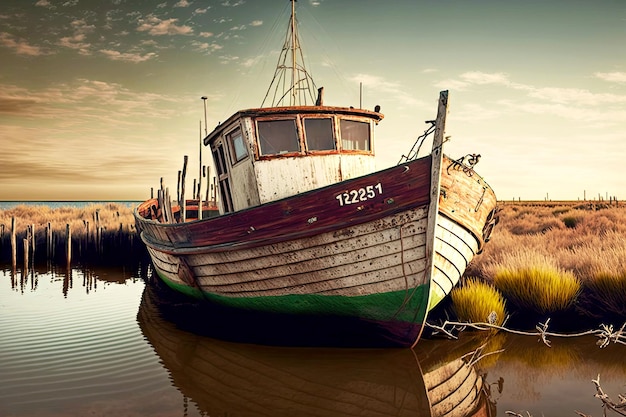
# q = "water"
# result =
<box><xmin>1</xmin><ymin>264</ymin><xmax>625</xmax><ymax>417</ymax></box>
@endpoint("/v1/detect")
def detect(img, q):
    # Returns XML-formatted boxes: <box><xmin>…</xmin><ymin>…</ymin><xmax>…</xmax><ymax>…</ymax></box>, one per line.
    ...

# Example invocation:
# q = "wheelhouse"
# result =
<box><xmin>205</xmin><ymin>106</ymin><xmax>384</xmax><ymax>214</ymax></box>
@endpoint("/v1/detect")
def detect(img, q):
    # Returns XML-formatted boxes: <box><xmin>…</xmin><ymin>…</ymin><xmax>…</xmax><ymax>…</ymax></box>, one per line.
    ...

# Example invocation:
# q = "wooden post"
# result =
<box><xmin>46</xmin><ymin>222</ymin><xmax>53</xmax><ymax>260</ymax></box>
<box><xmin>11</xmin><ymin>217</ymin><xmax>16</xmax><ymax>271</ymax></box>
<box><xmin>97</xmin><ymin>226</ymin><xmax>101</xmax><ymax>254</ymax></box>
<box><xmin>86</xmin><ymin>220</ymin><xmax>90</xmax><ymax>252</ymax></box>
<box><xmin>198</xmin><ymin>166</ymin><xmax>204</xmax><ymax>221</ymax></box>
<box><xmin>198</xmin><ymin>119</ymin><xmax>203</xmax><ymax>200</ymax></box>
<box><xmin>213</xmin><ymin>176</ymin><xmax>217</xmax><ymax>205</ymax></box>
<box><xmin>160</xmin><ymin>177</ymin><xmax>168</xmax><ymax>223</ymax></box>
<box><xmin>177</xmin><ymin>171</ymin><xmax>182</xmax><ymax>204</ymax></box>
<box><xmin>66</xmin><ymin>224</ymin><xmax>71</xmax><ymax>267</ymax></box>
<box><xmin>23</xmin><ymin>238</ymin><xmax>29</xmax><ymax>278</ymax></box>
<box><xmin>180</xmin><ymin>155</ymin><xmax>188</xmax><ymax>223</ymax></box>
<box><xmin>204</xmin><ymin>166</ymin><xmax>210</xmax><ymax>203</ymax></box>
<box><xmin>30</xmin><ymin>223</ymin><xmax>35</xmax><ymax>263</ymax></box>
<box><xmin>157</xmin><ymin>189</ymin><xmax>163</xmax><ymax>222</ymax></box>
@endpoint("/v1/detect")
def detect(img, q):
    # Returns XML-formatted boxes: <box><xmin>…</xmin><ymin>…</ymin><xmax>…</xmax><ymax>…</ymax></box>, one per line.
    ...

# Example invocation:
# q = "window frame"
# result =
<box><xmin>302</xmin><ymin>116</ymin><xmax>336</xmax><ymax>153</ymax></box>
<box><xmin>255</xmin><ymin>117</ymin><xmax>301</xmax><ymax>157</ymax></box>
<box><xmin>338</xmin><ymin>117</ymin><xmax>372</xmax><ymax>152</ymax></box>
<box><xmin>226</xmin><ymin>125</ymin><xmax>248</xmax><ymax>165</ymax></box>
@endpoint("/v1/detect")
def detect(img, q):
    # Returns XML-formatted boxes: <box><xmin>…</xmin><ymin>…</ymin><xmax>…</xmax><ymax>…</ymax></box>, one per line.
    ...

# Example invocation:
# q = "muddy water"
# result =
<box><xmin>1</xmin><ymin>265</ymin><xmax>624</xmax><ymax>417</ymax></box>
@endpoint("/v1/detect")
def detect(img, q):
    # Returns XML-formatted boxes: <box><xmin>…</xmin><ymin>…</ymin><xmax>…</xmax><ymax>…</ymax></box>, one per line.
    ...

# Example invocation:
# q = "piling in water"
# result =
<box><xmin>66</xmin><ymin>224</ymin><xmax>71</xmax><ymax>267</ymax></box>
<box><xmin>1</xmin><ymin>203</ymin><xmax>149</xmax><ymax>268</ymax></box>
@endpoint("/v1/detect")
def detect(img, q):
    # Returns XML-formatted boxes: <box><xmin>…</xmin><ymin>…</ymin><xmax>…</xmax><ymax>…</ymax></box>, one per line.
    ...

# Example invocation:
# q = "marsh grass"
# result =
<box><xmin>492</xmin><ymin>258</ymin><xmax>581</xmax><ymax>315</ymax></box>
<box><xmin>451</xmin><ymin>277</ymin><xmax>507</xmax><ymax>326</ymax></box>
<box><xmin>579</xmin><ymin>271</ymin><xmax>626</xmax><ymax>317</ymax></box>
<box><xmin>465</xmin><ymin>201</ymin><xmax>626</xmax><ymax>325</ymax></box>
<box><xmin>0</xmin><ymin>203</ymin><xmax>143</xmax><ymax>266</ymax></box>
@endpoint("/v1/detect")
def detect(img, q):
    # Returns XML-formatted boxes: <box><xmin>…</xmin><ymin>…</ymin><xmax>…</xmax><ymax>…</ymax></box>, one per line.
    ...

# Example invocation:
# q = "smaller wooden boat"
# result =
<box><xmin>134</xmin><ymin>1</ymin><xmax>497</xmax><ymax>347</ymax></box>
<box><xmin>138</xmin><ymin>285</ymin><xmax>496</xmax><ymax>417</ymax></box>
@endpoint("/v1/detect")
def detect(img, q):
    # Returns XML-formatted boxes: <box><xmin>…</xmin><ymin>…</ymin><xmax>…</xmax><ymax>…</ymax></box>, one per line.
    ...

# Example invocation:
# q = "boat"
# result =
<box><xmin>138</xmin><ymin>285</ymin><xmax>496</xmax><ymax>417</ymax></box>
<box><xmin>134</xmin><ymin>0</ymin><xmax>497</xmax><ymax>347</ymax></box>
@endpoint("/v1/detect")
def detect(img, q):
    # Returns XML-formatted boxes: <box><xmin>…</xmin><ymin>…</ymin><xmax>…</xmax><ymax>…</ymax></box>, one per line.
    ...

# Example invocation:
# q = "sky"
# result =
<box><xmin>1</xmin><ymin>0</ymin><xmax>625</xmax><ymax>202</ymax></box>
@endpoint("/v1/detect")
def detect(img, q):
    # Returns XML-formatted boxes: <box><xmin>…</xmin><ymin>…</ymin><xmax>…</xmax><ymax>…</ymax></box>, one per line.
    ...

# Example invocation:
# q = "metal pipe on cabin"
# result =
<box><xmin>359</xmin><ymin>82</ymin><xmax>362</xmax><ymax>109</ymax></box>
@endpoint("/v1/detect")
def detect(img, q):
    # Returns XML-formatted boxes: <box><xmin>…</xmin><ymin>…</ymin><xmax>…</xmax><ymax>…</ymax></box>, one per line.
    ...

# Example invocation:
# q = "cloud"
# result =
<box><xmin>435</xmin><ymin>71</ymin><xmax>517</xmax><ymax>91</ymax></box>
<box><xmin>35</xmin><ymin>0</ymin><xmax>53</xmax><ymax>7</ymax></box>
<box><xmin>250</xmin><ymin>20</ymin><xmax>263</xmax><ymax>27</ymax></box>
<box><xmin>219</xmin><ymin>54</ymin><xmax>239</xmax><ymax>64</ymax></box>
<box><xmin>58</xmin><ymin>33</ymin><xmax>91</xmax><ymax>54</ymax></box>
<box><xmin>0</xmin><ymin>32</ymin><xmax>47</xmax><ymax>56</ymax></box>
<box><xmin>100</xmin><ymin>49</ymin><xmax>158</xmax><ymax>63</ymax></box>
<box><xmin>174</xmin><ymin>0</ymin><xmax>191</xmax><ymax>7</ymax></box>
<box><xmin>0</xmin><ymin>93</ymin><xmax>38</xmax><ymax>115</ymax></box>
<box><xmin>437</xmin><ymin>70</ymin><xmax>626</xmax><ymax>127</ymax></box>
<box><xmin>352</xmin><ymin>73</ymin><xmax>419</xmax><ymax>107</ymax></box>
<box><xmin>137</xmin><ymin>16</ymin><xmax>193</xmax><ymax>36</ymax></box>
<box><xmin>199</xmin><ymin>31</ymin><xmax>214</xmax><ymax>38</ymax></box>
<box><xmin>221</xmin><ymin>1</ymin><xmax>245</xmax><ymax>6</ymax></box>
<box><xmin>192</xmin><ymin>41</ymin><xmax>223</xmax><ymax>53</ymax></box>
<box><xmin>595</xmin><ymin>71</ymin><xmax>626</xmax><ymax>84</ymax></box>
<box><xmin>55</xmin><ymin>19</ymin><xmax>97</xmax><ymax>54</ymax></box>
<box><xmin>241</xmin><ymin>56</ymin><xmax>261</xmax><ymax>68</ymax></box>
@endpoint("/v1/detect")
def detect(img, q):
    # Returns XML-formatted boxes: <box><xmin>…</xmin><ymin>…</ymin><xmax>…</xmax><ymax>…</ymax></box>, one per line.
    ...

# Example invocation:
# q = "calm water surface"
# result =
<box><xmin>1</xmin><ymin>264</ymin><xmax>624</xmax><ymax>417</ymax></box>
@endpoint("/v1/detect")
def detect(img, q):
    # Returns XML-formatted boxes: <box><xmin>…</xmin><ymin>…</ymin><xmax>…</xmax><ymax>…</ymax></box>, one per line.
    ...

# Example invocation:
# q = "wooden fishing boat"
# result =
<box><xmin>138</xmin><ymin>286</ymin><xmax>496</xmax><ymax>417</ymax></box>
<box><xmin>134</xmin><ymin>1</ymin><xmax>497</xmax><ymax>347</ymax></box>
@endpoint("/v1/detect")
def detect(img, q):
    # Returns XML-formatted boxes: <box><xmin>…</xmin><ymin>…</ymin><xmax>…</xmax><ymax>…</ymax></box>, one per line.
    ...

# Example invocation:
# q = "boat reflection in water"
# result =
<box><xmin>138</xmin><ymin>285</ymin><xmax>496</xmax><ymax>417</ymax></box>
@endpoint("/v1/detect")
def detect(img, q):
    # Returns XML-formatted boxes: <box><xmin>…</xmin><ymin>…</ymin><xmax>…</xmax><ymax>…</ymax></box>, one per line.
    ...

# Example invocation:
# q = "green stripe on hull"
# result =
<box><xmin>156</xmin><ymin>271</ymin><xmax>429</xmax><ymax>325</ymax></box>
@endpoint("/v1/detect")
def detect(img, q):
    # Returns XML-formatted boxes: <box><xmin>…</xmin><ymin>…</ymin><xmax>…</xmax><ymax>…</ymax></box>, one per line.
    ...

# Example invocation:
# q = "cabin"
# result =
<box><xmin>204</xmin><ymin>106</ymin><xmax>384</xmax><ymax>214</ymax></box>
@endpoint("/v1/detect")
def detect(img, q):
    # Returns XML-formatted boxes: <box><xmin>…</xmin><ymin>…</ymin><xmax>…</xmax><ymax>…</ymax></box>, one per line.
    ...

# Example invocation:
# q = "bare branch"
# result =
<box><xmin>426</xmin><ymin>319</ymin><xmax>626</xmax><ymax>348</ymax></box>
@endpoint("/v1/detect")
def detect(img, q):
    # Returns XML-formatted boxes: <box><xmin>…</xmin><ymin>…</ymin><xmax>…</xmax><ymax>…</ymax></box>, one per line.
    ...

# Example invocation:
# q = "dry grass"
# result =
<box><xmin>490</xmin><ymin>250</ymin><xmax>581</xmax><ymax>315</ymax></box>
<box><xmin>0</xmin><ymin>203</ymin><xmax>135</xmax><ymax>236</ymax></box>
<box><xmin>0</xmin><ymin>203</ymin><xmax>141</xmax><ymax>265</ymax></box>
<box><xmin>451</xmin><ymin>277</ymin><xmax>507</xmax><ymax>326</ymax></box>
<box><xmin>468</xmin><ymin>201</ymin><xmax>626</xmax><ymax>321</ymax></box>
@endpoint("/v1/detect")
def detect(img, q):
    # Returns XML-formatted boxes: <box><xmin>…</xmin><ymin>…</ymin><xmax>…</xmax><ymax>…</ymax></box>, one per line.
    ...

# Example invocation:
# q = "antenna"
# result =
<box><xmin>261</xmin><ymin>0</ymin><xmax>317</xmax><ymax>107</ymax></box>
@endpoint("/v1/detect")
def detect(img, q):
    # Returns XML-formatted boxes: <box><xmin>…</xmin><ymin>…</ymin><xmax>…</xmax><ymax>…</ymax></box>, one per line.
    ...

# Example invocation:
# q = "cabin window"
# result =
<box><xmin>304</xmin><ymin>118</ymin><xmax>335</xmax><ymax>151</ymax></box>
<box><xmin>257</xmin><ymin>119</ymin><xmax>299</xmax><ymax>155</ymax></box>
<box><xmin>227</xmin><ymin>127</ymin><xmax>247</xmax><ymax>163</ymax></box>
<box><xmin>340</xmin><ymin>119</ymin><xmax>370</xmax><ymax>151</ymax></box>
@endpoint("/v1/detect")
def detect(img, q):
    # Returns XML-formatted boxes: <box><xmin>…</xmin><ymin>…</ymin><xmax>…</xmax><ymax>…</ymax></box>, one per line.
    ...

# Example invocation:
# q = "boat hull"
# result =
<box><xmin>135</xmin><ymin>154</ymin><xmax>496</xmax><ymax>347</ymax></box>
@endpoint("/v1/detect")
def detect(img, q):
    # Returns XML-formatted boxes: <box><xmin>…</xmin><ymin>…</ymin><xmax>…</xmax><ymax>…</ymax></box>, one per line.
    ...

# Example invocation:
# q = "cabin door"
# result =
<box><xmin>211</xmin><ymin>141</ymin><xmax>234</xmax><ymax>213</ymax></box>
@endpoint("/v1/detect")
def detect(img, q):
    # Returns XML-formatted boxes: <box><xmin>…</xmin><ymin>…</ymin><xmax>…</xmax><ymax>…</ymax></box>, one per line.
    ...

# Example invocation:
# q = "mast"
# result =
<box><xmin>261</xmin><ymin>0</ymin><xmax>317</xmax><ymax>107</ymax></box>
